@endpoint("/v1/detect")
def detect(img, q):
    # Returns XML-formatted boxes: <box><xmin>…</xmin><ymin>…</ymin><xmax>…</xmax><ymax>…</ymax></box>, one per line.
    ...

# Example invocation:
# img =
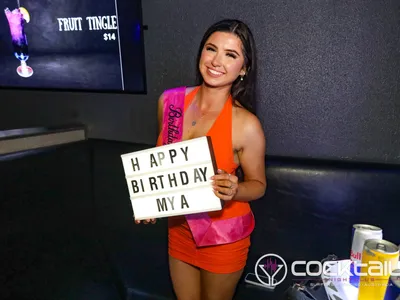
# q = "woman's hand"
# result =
<box><xmin>135</xmin><ymin>219</ymin><xmax>156</xmax><ymax>224</ymax></box>
<box><xmin>211</xmin><ymin>169</ymin><xmax>239</xmax><ymax>201</ymax></box>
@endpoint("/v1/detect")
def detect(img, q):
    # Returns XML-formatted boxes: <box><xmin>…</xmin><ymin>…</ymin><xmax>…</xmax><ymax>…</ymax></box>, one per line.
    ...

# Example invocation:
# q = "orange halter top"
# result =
<box><xmin>156</xmin><ymin>86</ymin><xmax>252</xmax><ymax>221</ymax></box>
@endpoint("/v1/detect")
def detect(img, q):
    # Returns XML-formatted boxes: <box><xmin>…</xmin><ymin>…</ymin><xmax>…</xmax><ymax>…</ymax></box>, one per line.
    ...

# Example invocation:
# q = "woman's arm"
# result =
<box><xmin>234</xmin><ymin>113</ymin><xmax>266</xmax><ymax>201</ymax></box>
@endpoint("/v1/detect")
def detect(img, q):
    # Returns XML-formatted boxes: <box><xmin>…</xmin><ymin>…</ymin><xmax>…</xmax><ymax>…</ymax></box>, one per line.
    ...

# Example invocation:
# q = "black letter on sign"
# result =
<box><xmin>157</xmin><ymin>175</ymin><xmax>165</xmax><ymax>189</ymax></box>
<box><xmin>199</xmin><ymin>167</ymin><xmax>207</xmax><ymax>181</ymax></box>
<box><xmin>149</xmin><ymin>177</ymin><xmax>158</xmax><ymax>191</ymax></box>
<box><xmin>157</xmin><ymin>152</ymin><xmax>165</xmax><ymax>166</ymax></box>
<box><xmin>131</xmin><ymin>157</ymin><xmax>140</xmax><ymax>172</ymax></box>
<box><xmin>193</xmin><ymin>167</ymin><xmax>207</xmax><ymax>183</ymax></box>
<box><xmin>131</xmin><ymin>180</ymin><xmax>139</xmax><ymax>193</ymax></box>
<box><xmin>150</xmin><ymin>154</ymin><xmax>158</xmax><ymax>168</ymax></box>
<box><xmin>169</xmin><ymin>149</ymin><xmax>177</xmax><ymax>164</ymax></box>
<box><xmin>180</xmin><ymin>171</ymin><xmax>189</xmax><ymax>185</ymax></box>
<box><xmin>156</xmin><ymin>197</ymin><xmax>168</xmax><ymax>212</ymax></box>
<box><xmin>167</xmin><ymin>196</ymin><xmax>175</xmax><ymax>210</ymax></box>
<box><xmin>140</xmin><ymin>179</ymin><xmax>145</xmax><ymax>191</ymax></box>
<box><xmin>181</xmin><ymin>194</ymin><xmax>189</xmax><ymax>209</ymax></box>
<box><xmin>180</xmin><ymin>146</ymin><xmax>189</xmax><ymax>161</ymax></box>
<box><xmin>168</xmin><ymin>173</ymin><xmax>177</xmax><ymax>187</ymax></box>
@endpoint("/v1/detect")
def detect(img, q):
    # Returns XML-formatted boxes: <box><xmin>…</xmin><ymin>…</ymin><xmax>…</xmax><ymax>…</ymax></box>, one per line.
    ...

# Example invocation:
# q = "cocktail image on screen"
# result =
<box><xmin>4</xmin><ymin>2</ymin><xmax>33</xmax><ymax>78</ymax></box>
<box><xmin>0</xmin><ymin>0</ymin><xmax>146</xmax><ymax>93</ymax></box>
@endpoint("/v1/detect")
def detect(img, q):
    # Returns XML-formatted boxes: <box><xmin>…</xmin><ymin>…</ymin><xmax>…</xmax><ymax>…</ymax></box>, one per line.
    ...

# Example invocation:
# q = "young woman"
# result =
<box><xmin>136</xmin><ymin>19</ymin><xmax>266</xmax><ymax>300</ymax></box>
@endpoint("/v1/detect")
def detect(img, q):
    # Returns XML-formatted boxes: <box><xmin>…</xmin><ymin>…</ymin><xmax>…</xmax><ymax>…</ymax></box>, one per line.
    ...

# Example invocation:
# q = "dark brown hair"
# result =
<box><xmin>195</xmin><ymin>19</ymin><xmax>258</xmax><ymax>114</ymax></box>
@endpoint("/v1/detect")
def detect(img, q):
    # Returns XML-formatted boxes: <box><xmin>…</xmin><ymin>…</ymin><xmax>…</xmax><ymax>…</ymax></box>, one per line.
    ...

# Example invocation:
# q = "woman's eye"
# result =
<box><xmin>206</xmin><ymin>47</ymin><xmax>215</xmax><ymax>51</ymax></box>
<box><xmin>227</xmin><ymin>53</ymin><xmax>237</xmax><ymax>59</ymax></box>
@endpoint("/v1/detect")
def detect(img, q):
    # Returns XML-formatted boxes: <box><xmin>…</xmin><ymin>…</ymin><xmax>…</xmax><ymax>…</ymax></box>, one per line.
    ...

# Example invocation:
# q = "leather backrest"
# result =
<box><xmin>248</xmin><ymin>155</ymin><xmax>400</xmax><ymax>268</ymax></box>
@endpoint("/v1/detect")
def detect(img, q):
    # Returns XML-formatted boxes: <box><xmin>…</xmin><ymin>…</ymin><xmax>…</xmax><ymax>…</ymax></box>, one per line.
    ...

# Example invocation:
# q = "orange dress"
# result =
<box><xmin>156</xmin><ymin>86</ymin><xmax>253</xmax><ymax>274</ymax></box>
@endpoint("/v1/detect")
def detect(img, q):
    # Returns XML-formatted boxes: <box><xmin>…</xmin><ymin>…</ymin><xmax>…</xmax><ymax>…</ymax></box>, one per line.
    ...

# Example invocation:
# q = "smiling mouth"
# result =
<box><xmin>207</xmin><ymin>68</ymin><xmax>224</xmax><ymax>76</ymax></box>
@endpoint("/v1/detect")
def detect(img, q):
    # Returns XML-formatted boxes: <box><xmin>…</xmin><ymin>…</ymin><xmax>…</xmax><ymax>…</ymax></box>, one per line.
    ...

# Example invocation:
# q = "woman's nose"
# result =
<box><xmin>211</xmin><ymin>53</ymin><xmax>222</xmax><ymax>67</ymax></box>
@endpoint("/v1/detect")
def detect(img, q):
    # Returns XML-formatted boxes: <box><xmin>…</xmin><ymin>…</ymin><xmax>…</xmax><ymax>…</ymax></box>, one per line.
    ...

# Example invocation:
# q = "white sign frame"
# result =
<box><xmin>120</xmin><ymin>136</ymin><xmax>223</xmax><ymax>220</ymax></box>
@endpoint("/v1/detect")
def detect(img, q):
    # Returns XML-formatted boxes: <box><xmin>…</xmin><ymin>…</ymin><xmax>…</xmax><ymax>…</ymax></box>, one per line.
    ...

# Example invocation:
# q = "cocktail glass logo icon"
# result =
<box><xmin>255</xmin><ymin>254</ymin><xmax>288</xmax><ymax>288</ymax></box>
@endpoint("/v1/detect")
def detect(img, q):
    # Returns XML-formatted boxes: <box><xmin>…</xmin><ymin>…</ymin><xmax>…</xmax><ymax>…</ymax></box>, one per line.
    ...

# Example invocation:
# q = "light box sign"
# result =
<box><xmin>121</xmin><ymin>136</ymin><xmax>222</xmax><ymax>220</ymax></box>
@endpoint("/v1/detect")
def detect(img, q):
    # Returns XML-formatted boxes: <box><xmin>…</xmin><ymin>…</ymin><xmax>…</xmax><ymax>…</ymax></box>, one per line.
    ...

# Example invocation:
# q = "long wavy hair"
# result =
<box><xmin>195</xmin><ymin>19</ymin><xmax>258</xmax><ymax>114</ymax></box>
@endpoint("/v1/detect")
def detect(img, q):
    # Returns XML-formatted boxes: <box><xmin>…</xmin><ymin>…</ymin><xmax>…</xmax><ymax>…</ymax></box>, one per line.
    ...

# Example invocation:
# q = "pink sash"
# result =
<box><xmin>161</xmin><ymin>86</ymin><xmax>255</xmax><ymax>247</ymax></box>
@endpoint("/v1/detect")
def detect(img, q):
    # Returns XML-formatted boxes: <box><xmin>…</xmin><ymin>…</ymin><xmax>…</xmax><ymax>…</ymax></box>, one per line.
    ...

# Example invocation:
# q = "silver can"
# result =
<box><xmin>349</xmin><ymin>224</ymin><xmax>383</xmax><ymax>288</ymax></box>
<box><xmin>351</xmin><ymin>224</ymin><xmax>383</xmax><ymax>262</ymax></box>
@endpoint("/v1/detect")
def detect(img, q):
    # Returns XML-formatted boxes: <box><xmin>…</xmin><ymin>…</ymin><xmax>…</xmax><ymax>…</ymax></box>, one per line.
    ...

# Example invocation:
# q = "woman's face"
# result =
<box><xmin>199</xmin><ymin>31</ymin><xmax>246</xmax><ymax>89</ymax></box>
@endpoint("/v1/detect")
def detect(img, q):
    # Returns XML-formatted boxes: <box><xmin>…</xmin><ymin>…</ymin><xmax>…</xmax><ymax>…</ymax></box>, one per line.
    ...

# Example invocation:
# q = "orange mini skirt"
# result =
<box><xmin>168</xmin><ymin>216</ymin><xmax>251</xmax><ymax>274</ymax></box>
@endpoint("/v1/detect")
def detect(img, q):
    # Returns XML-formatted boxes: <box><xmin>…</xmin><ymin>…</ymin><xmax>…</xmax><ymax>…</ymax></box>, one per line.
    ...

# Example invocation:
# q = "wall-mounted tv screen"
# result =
<box><xmin>0</xmin><ymin>0</ymin><xmax>147</xmax><ymax>93</ymax></box>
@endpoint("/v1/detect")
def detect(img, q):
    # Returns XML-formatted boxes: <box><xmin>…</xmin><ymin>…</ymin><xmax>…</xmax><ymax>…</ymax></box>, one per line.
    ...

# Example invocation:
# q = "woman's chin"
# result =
<box><xmin>203</xmin><ymin>80</ymin><xmax>219</xmax><ymax>88</ymax></box>
<box><xmin>202</xmin><ymin>77</ymin><xmax>232</xmax><ymax>89</ymax></box>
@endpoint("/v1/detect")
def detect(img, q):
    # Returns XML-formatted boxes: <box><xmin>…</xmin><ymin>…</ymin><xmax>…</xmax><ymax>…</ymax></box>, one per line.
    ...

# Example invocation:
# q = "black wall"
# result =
<box><xmin>0</xmin><ymin>0</ymin><xmax>399</xmax><ymax>164</ymax></box>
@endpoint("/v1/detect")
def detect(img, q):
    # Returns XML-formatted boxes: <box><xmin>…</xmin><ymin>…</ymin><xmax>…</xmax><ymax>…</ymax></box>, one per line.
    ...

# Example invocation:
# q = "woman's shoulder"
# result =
<box><xmin>232</xmin><ymin>100</ymin><xmax>258</xmax><ymax>123</ymax></box>
<box><xmin>158</xmin><ymin>85</ymin><xmax>198</xmax><ymax>107</ymax></box>
<box><xmin>232</xmin><ymin>101</ymin><xmax>265</xmax><ymax>143</ymax></box>
<box><xmin>185</xmin><ymin>86</ymin><xmax>198</xmax><ymax>95</ymax></box>
<box><xmin>159</xmin><ymin>85</ymin><xmax>198</xmax><ymax>97</ymax></box>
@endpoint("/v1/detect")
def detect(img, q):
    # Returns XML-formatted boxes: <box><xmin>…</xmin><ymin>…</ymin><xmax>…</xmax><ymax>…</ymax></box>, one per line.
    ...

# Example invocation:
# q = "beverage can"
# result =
<box><xmin>351</xmin><ymin>224</ymin><xmax>382</xmax><ymax>241</ymax></box>
<box><xmin>349</xmin><ymin>224</ymin><xmax>383</xmax><ymax>287</ymax></box>
<box><xmin>351</xmin><ymin>224</ymin><xmax>383</xmax><ymax>261</ymax></box>
<box><xmin>357</xmin><ymin>239</ymin><xmax>399</xmax><ymax>300</ymax></box>
<box><xmin>384</xmin><ymin>269</ymin><xmax>400</xmax><ymax>300</ymax></box>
